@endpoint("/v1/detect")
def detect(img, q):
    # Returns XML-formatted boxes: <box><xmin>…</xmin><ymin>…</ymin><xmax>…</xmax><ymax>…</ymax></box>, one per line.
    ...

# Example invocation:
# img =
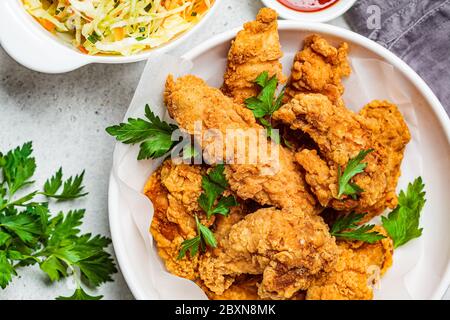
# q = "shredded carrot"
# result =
<box><xmin>194</xmin><ymin>1</ymin><xmax>209</xmax><ymax>14</ymax></box>
<box><xmin>78</xmin><ymin>45</ymin><xmax>89</xmax><ymax>54</ymax></box>
<box><xmin>23</xmin><ymin>0</ymin><xmax>214</xmax><ymax>56</ymax></box>
<box><xmin>38</xmin><ymin>18</ymin><xmax>56</xmax><ymax>33</ymax></box>
<box><xmin>113</xmin><ymin>27</ymin><xmax>125</xmax><ymax>41</ymax></box>
<box><xmin>161</xmin><ymin>0</ymin><xmax>168</xmax><ymax>9</ymax></box>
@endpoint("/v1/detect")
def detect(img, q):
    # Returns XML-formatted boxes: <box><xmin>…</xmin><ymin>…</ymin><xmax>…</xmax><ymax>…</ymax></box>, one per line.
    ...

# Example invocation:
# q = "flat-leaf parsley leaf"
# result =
<box><xmin>337</xmin><ymin>149</ymin><xmax>374</xmax><ymax>199</ymax></box>
<box><xmin>106</xmin><ymin>104</ymin><xmax>179</xmax><ymax>160</ymax></box>
<box><xmin>0</xmin><ymin>142</ymin><xmax>116</xmax><ymax>299</ymax></box>
<box><xmin>381</xmin><ymin>177</ymin><xmax>426</xmax><ymax>248</ymax></box>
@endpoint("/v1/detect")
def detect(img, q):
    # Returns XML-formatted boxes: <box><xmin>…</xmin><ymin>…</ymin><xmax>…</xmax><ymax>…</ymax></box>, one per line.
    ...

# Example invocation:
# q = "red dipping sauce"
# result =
<box><xmin>277</xmin><ymin>0</ymin><xmax>340</xmax><ymax>12</ymax></box>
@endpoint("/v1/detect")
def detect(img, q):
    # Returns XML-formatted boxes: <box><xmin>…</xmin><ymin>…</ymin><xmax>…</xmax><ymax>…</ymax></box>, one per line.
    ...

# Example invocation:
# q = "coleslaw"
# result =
<box><xmin>22</xmin><ymin>0</ymin><xmax>214</xmax><ymax>56</ymax></box>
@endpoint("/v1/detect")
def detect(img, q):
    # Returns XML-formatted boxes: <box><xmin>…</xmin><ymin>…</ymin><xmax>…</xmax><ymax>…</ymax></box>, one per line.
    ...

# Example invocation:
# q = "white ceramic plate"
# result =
<box><xmin>108</xmin><ymin>21</ymin><xmax>450</xmax><ymax>300</ymax></box>
<box><xmin>0</xmin><ymin>0</ymin><xmax>222</xmax><ymax>73</ymax></box>
<box><xmin>261</xmin><ymin>0</ymin><xmax>357</xmax><ymax>22</ymax></box>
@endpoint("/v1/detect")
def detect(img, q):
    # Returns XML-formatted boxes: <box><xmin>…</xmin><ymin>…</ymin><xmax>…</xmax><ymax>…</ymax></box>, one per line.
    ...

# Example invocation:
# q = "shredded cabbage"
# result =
<box><xmin>22</xmin><ymin>0</ymin><xmax>214</xmax><ymax>56</ymax></box>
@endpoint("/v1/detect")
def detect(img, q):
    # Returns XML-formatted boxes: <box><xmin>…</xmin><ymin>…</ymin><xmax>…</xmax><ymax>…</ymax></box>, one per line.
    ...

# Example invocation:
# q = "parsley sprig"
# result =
<box><xmin>330</xmin><ymin>212</ymin><xmax>386</xmax><ymax>244</ymax></box>
<box><xmin>198</xmin><ymin>165</ymin><xmax>238</xmax><ymax>219</ymax></box>
<box><xmin>245</xmin><ymin>71</ymin><xmax>285</xmax><ymax>143</ymax></box>
<box><xmin>56</xmin><ymin>288</ymin><xmax>102</xmax><ymax>300</ymax></box>
<box><xmin>331</xmin><ymin>177</ymin><xmax>427</xmax><ymax>247</ymax></box>
<box><xmin>0</xmin><ymin>142</ymin><xmax>116</xmax><ymax>300</ymax></box>
<box><xmin>177</xmin><ymin>215</ymin><xmax>217</xmax><ymax>260</ymax></box>
<box><xmin>337</xmin><ymin>149</ymin><xmax>374</xmax><ymax>199</ymax></box>
<box><xmin>106</xmin><ymin>105</ymin><xmax>179</xmax><ymax>160</ymax></box>
<box><xmin>381</xmin><ymin>177</ymin><xmax>425</xmax><ymax>248</ymax></box>
<box><xmin>178</xmin><ymin>165</ymin><xmax>237</xmax><ymax>259</ymax></box>
<box><xmin>42</xmin><ymin>168</ymin><xmax>88</xmax><ymax>200</ymax></box>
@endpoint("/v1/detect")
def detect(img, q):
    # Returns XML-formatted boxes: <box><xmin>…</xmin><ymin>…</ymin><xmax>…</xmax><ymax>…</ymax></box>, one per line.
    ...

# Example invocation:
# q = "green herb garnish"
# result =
<box><xmin>178</xmin><ymin>215</ymin><xmax>217</xmax><ymax>260</ymax></box>
<box><xmin>331</xmin><ymin>177</ymin><xmax>427</xmax><ymax>247</ymax></box>
<box><xmin>87</xmin><ymin>33</ymin><xmax>101</xmax><ymax>44</ymax></box>
<box><xmin>178</xmin><ymin>165</ymin><xmax>237</xmax><ymax>259</ymax></box>
<box><xmin>381</xmin><ymin>177</ymin><xmax>425</xmax><ymax>248</ymax></box>
<box><xmin>245</xmin><ymin>71</ymin><xmax>285</xmax><ymax>143</ymax></box>
<box><xmin>0</xmin><ymin>142</ymin><xmax>116</xmax><ymax>300</ymax></box>
<box><xmin>56</xmin><ymin>287</ymin><xmax>102</xmax><ymax>300</ymax></box>
<box><xmin>330</xmin><ymin>212</ymin><xmax>386</xmax><ymax>244</ymax></box>
<box><xmin>106</xmin><ymin>104</ymin><xmax>179</xmax><ymax>160</ymax></box>
<box><xmin>182</xmin><ymin>145</ymin><xmax>200</xmax><ymax>160</ymax></box>
<box><xmin>198</xmin><ymin>164</ymin><xmax>238</xmax><ymax>219</ymax></box>
<box><xmin>42</xmin><ymin>168</ymin><xmax>88</xmax><ymax>200</ymax></box>
<box><xmin>337</xmin><ymin>149</ymin><xmax>374</xmax><ymax>199</ymax></box>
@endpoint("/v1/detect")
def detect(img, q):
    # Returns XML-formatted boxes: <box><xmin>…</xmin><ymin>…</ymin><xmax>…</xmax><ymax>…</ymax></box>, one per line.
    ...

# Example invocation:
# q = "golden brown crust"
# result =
<box><xmin>222</xmin><ymin>8</ymin><xmax>286</xmax><ymax>104</ymax></box>
<box><xmin>359</xmin><ymin>100</ymin><xmax>411</xmax><ymax>218</ymax></box>
<box><xmin>273</xmin><ymin>93</ymin><xmax>389</xmax><ymax>215</ymax></box>
<box><xmin>199</xmin><ymin>207</ymin><xmax>338</xmax><ymax>299</ymax></box>
<box><xmin>149</xmin><ymin>19</ymin><xmax>406</xmax><ymax>300</ymax></box>
<box><xmin>306</xmin><ymin>227</ymin><xmax>394</xmax><ymax>300</ymax></box>
<box><xmin>145</xmin><ymin>165</ymin><xmax>197</xmax><ymax>280</ymax></box>
<box><xmin>144</xmin><ymin>160</ymin><xmax>210</xmax><ymax>280</ymax></box>
<box><xmin>165</xmin><ymin>74</ymin><xmax>317</xmax><ymax>213</ymax></box>
<box><xmin>285</xmin><ymin>34</ymin><xmax>351</xmax><ymax>103</ymax></box>
<box><xmin>204</xmin><ymin>276</ymin><xmax>261</xmax><ymax>300</ymax></box>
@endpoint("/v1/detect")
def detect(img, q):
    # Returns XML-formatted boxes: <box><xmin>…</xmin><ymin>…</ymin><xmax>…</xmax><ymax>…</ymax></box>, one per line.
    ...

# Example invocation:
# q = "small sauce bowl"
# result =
<box><xmin>261</xmin><ymin>0</ymin><xmax>357</xmax><ymax>22</ymax></box>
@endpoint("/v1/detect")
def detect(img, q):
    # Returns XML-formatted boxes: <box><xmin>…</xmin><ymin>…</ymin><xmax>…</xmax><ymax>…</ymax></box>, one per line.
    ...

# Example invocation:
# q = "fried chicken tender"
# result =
<box><xmin>144</xmin><ymin>160</ymin><xmax>207</xmax><ymax>280</ymax></box>
<box><xmin>285</xmin><ymin>34</ymin><xmax>351</xmax><ymax>103</ymax></box>
<box><xmin>306</xmin><ymin>227</ymin><xmax>393</xmax><ymax>300</ymax></box>
<box><xmin>198</xmin><ymin>208</ymin><xmax>338</xmax><ymax>299</ymax></box>
<box><xmin>222</xmin><ymin>8</ymin><xmax>286</xmax><ymax>104</ymax></box>
<box><xmin>205</xmin><ymin>276</ymin><xmax>261</xmax><ymax>300</ymax></box>
<box><xmin>359</xmin><ymin>100</ymin><xmax>411</xmax><ymax>215</ymax></box>
<box><xmin>213</xmin><ymin>207</ymin><xmax>248</xmax><ymax>244</ymax></box>
<box><xmin>165</xmin><ymin>74</ymin><xmax>317</xmax><ymax>213</ymax></box>
<box><xmin>273</xmin><ymin>93</ymin><xmax>389</xmax><ymax>215</ymax></box>
<box><xmin>206</xmin><ymin>275</ymin><xmax>307</xmax><ymax>300</ymax></box>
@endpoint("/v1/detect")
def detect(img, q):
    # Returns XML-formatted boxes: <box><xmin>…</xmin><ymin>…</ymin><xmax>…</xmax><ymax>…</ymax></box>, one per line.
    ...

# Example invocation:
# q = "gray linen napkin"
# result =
<box><xmin>345</xmin><ymin>0</ymin><xmax>450</xmax><ymax>114</ymax></box>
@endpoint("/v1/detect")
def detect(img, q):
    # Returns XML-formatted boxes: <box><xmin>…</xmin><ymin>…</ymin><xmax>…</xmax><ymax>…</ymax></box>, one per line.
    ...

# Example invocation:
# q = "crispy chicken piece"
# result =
<box><xmin>284</xmin><ymin>34</ymin><xmax>351</xmax><ymax>103</ymax></box>
<box><xmin>222</xmin><ymin>8</ymin><xmax>286</xmax><ymax>104</ymax></box>
<box><xmin>165</xmin><ymin>74</ymin><xmax>317</xmax><ymax>213</ymax></box>
<box><xmin>359</xmin><ymin>100</ymin><xmax>411</xmax><ymax>216</ymax></box>
<box><xmin>206</xmin><ymin>275</ymin><xmax>307</xmax><ymax>300</ymax></box>
<box><xmin>306</xmin><ymin>227</ymin><xmax>393</xmax><ymax>300</ymax></box>
<box><xmin>144</xmin><ymin>160</ymin><xmax>208</xmax><ymax>280</ymax></box>
<box><xmin>205</xmin><ymin>275</ymin><xmax>261</xmax><ymax>300</ymax></box>
<box><xmin>198</xmin><ymin>208</ymin><xmax>338</xmax><ymax>299</ymax></box>
<box><xmin>273</xmin><ymin>93</ymin><xmax>389</xmax><ymax>215</ymax></box>
<box><xmin>146</xmin><ymin>160</ymin><xmax>251</xmax><ymax>282</ymax></box>
<box><xmin>213</xmin><ymin>207</ymin><xmax>249</xmax><ymax>244</ymax></box>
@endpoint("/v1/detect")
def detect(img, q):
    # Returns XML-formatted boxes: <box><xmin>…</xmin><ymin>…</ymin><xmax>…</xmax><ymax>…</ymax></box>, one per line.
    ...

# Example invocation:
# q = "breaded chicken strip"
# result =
<box><xmin>213</xmin><ymin>207</ymin><xmax>248</xmax><ymax>244</ymax></box>
<box><xmin>165</xmin><ymin>74</ymin><xmax>317</xmax><ymax>213</ymax></box>
<box><xmin>273</xmin><ymin>93</ymin><xmax>390</xmax><ymax>215</ymax></box>
<box><xmin>144</xmin><ymin>160</ymin><xmax>209</xmax><ymax>280</ymax></box>
<box><xmin>204</xmin><ymin>275</ymin><xmax>261</xmax><ymax>300</ymax></box>
<box><xmin>222</xmin><ymin>8</ymin><xmax>286</xmax><ymax>104</ymax></box>
<box><xmin>206</xmin><ymin>275</ymin><xmax>307</xmax><ymax>300</ymax></box>
<box><xmin>198</xmin><ymin>208</ymin><xmax>338</xmax><ymax>299</ymax></box>
<box><xmin>359</xmin><ymin>100</ymin><xmax>411</xmax><ymax>217</ymax></box>
<box><xmin>285</xmin><ymin>35</ymin><xmax>351</xmax><ymax>103</ymax></box>
<box><xmin>306</xmin><ymin>227</ymin><xmax>393</xmax><ymax>300</ymax></box>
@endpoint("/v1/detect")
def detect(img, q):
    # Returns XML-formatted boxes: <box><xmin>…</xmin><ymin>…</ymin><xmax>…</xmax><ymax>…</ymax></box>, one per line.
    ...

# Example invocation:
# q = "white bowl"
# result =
<box><xmin>108</xmin><ymin>22</ymin><xmax>450</xmax><ymax>300</ymax></box>
<box><xmin>0</xmin><ymin>0</ymin><xmax>223</xmax><ymax>73</ymax></box>
<box><xmin>261</xmin><ymin>0</ymin><xmax>357</xmax><ymax>22</ymax></box>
